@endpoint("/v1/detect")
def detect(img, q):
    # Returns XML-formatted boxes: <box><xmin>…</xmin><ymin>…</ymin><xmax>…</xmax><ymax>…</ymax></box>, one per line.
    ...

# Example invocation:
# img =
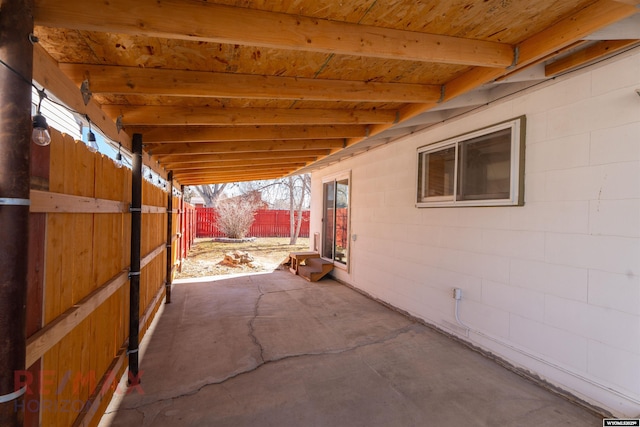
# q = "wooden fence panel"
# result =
<box><xmin>93</xmin><ymin>155</ymin><xmax>129</xmax><ymax>296</ymax></box>
<box><xmin>31</xmin><ymin>129</ymin><xmax>174</xmax><ymax>427</ymax></box>
<box><xmin>39</xmin><ymin>133</ymin><xmax>106</xmax><ymax>427</ymax></box>
<box><xmin>140</xmin><ymin>180</ymin><xmax>167</xmax><ymax>339</ymax></box>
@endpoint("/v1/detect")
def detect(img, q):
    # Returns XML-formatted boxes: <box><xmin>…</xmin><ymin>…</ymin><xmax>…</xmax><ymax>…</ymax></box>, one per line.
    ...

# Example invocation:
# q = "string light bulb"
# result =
<box><xmin>114</xmin><ymin>143</ymin><xmax>124</xmax><ymax>168</ymax></box>
<box><xmin>85</xmin><ymin>116</ymin><xmax>99</xmax><ymax>153</ymax></box>
<box><xmin>32</xmin><ymin>89</ymin><xmax>51</xmax><ymax>146</ymax></box>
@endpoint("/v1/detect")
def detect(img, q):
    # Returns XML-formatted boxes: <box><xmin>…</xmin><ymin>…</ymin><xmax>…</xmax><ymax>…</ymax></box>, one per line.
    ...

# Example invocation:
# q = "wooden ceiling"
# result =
<box><xmin>32</xmin><ymin>0</ymin><xmax>639</xmax><ymax>185</ymax></box>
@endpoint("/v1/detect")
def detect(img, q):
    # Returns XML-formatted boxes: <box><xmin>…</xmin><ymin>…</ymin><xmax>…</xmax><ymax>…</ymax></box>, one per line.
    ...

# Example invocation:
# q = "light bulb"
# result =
<box><xmin>86</xmin><ymin>131</ymin><xmax>99</xmax><ymax>153</ymax></box>
<box><xmin>114</xmin><ymin>152</ymin><xmax>123</xmax><ymax>168</ymax></box>
<box><xmin>32</xmin><ymin>114</ymin><xmax>51</xmax><ymax>146</ymax></box>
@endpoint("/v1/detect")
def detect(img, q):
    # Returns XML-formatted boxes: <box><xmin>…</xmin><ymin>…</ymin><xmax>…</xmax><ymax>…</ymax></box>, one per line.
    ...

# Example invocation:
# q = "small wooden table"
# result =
<box><xmin>288</xmin><ymin>251</ymin><xmax>319</xmax><ymax>275</ymax></box>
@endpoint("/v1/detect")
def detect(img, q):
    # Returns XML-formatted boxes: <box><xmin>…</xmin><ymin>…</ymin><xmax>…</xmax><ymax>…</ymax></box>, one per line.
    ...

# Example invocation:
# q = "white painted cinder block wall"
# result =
<box><xmin>310</xmin><ymin>50</ymin><xmax>640</xmax><ymax>417</ymax></box>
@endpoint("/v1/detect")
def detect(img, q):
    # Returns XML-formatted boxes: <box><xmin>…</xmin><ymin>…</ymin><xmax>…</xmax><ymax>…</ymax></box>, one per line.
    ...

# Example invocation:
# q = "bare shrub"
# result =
<box><xmin>215</xmin><ymin>197</ymin><xmax>260</xmax><ymax>239</ymax></box>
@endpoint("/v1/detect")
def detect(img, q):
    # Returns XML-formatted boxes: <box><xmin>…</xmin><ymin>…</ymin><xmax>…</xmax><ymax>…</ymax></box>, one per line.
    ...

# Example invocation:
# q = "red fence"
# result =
<box><xmin>336</xmin><ymin>207</ymin><xmax>349</xmax><ymax>249</ymax></box>
<box><xmin>196</xmin><ymin>207</ymin><xmax>310</xmax><ymax>238</ymax></box>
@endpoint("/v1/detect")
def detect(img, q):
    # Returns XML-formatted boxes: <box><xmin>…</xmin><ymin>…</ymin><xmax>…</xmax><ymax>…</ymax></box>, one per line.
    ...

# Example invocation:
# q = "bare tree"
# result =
<box><xmin>288</xmin><ymin>174</ymin><xmax>310</xmax><ymax>244</ymax></box>
<box><xmin>237</xmin><ymin>179</ymin><xmax>285</xmax><ymax>206</ymax></box>
<box><xmin>194</xmin><ymin>183</ymin><xmax>228</xmax><ymax>207</ymax></box>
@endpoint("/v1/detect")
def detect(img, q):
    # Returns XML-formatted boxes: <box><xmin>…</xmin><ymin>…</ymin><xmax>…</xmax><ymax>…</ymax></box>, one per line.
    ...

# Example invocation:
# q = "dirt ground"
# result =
<box><xmin>176</xmin><ymin>237</ymin><xmax>311</xmax><ymax>279</ymax></box>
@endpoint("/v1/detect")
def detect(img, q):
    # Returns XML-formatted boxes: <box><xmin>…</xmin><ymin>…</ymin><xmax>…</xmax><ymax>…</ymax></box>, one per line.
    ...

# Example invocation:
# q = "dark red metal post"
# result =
<box><xmin>23</xmin><ymin>136</ymin><xmax>50</xmax><ymax>427</ymax></box>
<box><xmin>0</xmin><ymin>0</ymin><xmax>34</xmax><ymax>425</ymax></box>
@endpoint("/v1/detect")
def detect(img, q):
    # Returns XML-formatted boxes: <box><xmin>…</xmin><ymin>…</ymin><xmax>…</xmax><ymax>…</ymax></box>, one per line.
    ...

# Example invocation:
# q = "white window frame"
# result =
<box><xmin>416</xmin><ymin>116</ymin><xmax>525</xmax><ymax>208</ymax></box>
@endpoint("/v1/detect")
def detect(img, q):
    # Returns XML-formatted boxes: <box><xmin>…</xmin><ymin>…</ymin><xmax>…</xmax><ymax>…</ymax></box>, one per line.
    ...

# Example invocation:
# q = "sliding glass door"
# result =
<box><xmin>322</xmin><ymin>176</ymin><xmax>349</xmax><ymax>267</ymax></box>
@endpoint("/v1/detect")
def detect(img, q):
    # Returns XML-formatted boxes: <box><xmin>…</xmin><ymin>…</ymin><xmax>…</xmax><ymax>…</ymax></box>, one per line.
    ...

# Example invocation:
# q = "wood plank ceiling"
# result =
<box><xmin>32</xmin><ymin>0</ymin><xmax>639</xmax><ymax>185</ymax></box>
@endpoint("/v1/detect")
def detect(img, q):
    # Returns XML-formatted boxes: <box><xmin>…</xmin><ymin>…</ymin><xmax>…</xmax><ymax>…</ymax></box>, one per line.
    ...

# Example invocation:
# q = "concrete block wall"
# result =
<box><xmin>310</xmin><ymin>50</ymin><xmax>640</xmax><ymax>416</ymax></box>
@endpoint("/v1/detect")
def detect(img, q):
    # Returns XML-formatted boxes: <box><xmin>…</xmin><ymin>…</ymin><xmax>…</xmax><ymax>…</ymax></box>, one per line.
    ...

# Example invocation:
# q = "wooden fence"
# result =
<box><xmin>196</xmin><ymin>207</ymin><xmax>310</xmax><ymax>238</ymax></box>
<box><xmin>180</xmin><ymin>202</ymin><xmax>196</xmax><ymax>264</ymax></box>
<box><xmin>23</xmin><ymin>129</ymin><xmax>194</xmax><ymax>427</ymax></box>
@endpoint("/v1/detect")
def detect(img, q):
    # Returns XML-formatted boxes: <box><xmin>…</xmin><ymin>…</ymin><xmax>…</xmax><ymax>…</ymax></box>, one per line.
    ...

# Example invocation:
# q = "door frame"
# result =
<box><xmin>321</xmin><ymin>171</ymin><xmax>351</xmax><ymax>271</ymax></box>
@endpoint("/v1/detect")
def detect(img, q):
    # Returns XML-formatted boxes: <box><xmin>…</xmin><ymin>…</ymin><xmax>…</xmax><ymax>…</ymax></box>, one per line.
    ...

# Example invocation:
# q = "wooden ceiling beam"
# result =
<box><xmin>35</xmin><ymin>0</ymin><xmax>514</xmax><ymax>67</ymax></box>
<box><xmin>59</xmin><ymin>64</ymin><xmax>441</xmax><ymax>104</ymax></box>
<box><xmin>178</xmin><ymin>170</ymin><xmax>291</xmax><ymax>178</ymax></box>
<box><xmin>177</xmin><ymin>174</ymin><xmax>292</xmax><ymax>183</ymax></box>
<box><xmin>545</xmin><ymin>39</ymin><xmax>639</xmax><ymax>76</ymax></box>
<box><xmin>179</xmin><ymin>175</ymin><xmax>286</xmax><ymax>185</ymax></box>
<box><xmin>343</xmin><ymin>0</ymin><xmax>638</xmax><ymax>150</ymax></box>
<box><xmin>178</xmin><ymin>177</ymin><xmax>286</xmax><ymax>185</ymax></box>
<box><xmin>130</xmin><ymin>125</ymin><xmax>365</xmax><ymax>143</ymax></box>
<box><xmin>166</xmin><ymin>160</ymin><xmax>311</xmax><ymax>171</ymax></box>
<box><xmin>102</xmin><ymin>105</ymin><xmax>399</xmax><ymax>126</ymax></box>
<box><xmin>176</xmin><ymin>169</ymin><xmax>292</xmax><ymax>181</ymax></box>
<box><xmin>517</xmin><ymin>1</ymin><xmax>639</xmax><ymax>67</ymax></box>
<box><xmin>156</xmin><ymin>150</ymin><xmax>330</xmax><ymax>164</ymax></box>
<box><xmin>171</xmin><ymin>164</ymin><xmax>306</xmax><ymax>174</ymax></box>
<box><xmin>177</xmin><ymin>167</ymin><xmax>293</xmax><ymax>175</ymax></box>
<box><xmin>147</xmin><ymin>140</ymin><xmax>345</xmax><ymax>156</ymax></box>
<box><xmin>495</xmin><ymin>41</ymin><xmax>588</xmax><ymax>82</ymax></box>
<box><xmin>443</xmin><ymin>0</ymin><xmax>638</xmax><ymax>103</ymax></box>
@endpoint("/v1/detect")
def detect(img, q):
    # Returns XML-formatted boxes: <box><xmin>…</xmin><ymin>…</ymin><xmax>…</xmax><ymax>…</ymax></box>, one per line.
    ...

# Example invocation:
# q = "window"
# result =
<box><xmin>323</xmin><ymin>174</ymin><xmax>350</xmax><ymax>268</ymax></box>
<box><xmin>417</xmin><ymin>116</ymin><xmax>525</xmax><ymax>207</ymax></box>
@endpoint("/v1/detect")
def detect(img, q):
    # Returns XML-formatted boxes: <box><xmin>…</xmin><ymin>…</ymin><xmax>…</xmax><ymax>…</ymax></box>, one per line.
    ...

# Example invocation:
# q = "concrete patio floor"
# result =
<box><xmin>99</xmin><ymin>270</ymin><xmax>603</xmax><ymax>427</ymax></box>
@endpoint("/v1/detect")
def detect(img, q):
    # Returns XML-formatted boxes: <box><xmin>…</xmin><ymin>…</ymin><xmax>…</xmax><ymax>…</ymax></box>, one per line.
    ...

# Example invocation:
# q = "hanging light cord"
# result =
<box><xmin>0</xmin><ymin>55</ymin><xmax>166</xmax><ymax>184</ymax></box>
<box><xmin>0</xmin><ymin>57</ymin><xmax>108</xmax><ymax>141</ymax></box>
<box><xmin>36</xmin><ymin>88</ymin><xmax>46</xmax><ymax>113</ymax></box>
<box><xmin>0</xmin><ymin>55</ymin><xmax>139</xmax><ymax>166</ymax></box>
<box><xmin>0</xmin><ymin>58</ymin><xmax>34</xmax><ymax>88</ymax></box>
<box><xmin>0</xmin><ymin>58</ymin><xmax>72</xmax><ymax>114</ymax></box>
<box><xmin>1</xmin><ymin>58</ymin><xmax>75</xmax><ymax>115</ymax></box>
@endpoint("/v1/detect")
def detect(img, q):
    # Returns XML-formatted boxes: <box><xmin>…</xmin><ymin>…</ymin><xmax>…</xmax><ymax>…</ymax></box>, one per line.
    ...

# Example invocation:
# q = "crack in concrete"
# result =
<box><xmin>119</xmin><ymin>287</ymin><xmax>418</xmax><ymax>415</ymax></box>
<box><xmin>266</xmin><ymin>323</ymin><xmax>418</xmax><ymax>364</ymax></box>
<box><xmin>135</xmin><ymin>407</ymin><xmax>147</xmax><ymax>425</ymax></box>
<box><xmin>260</xmin><ymin>286</ymin><xmax>310</xmax><ymax>295</ymax></box>
<box><xmin>248</xmin><ymin>284</ymin><xmax>266</xmax><ymax>363</ymax></box>
<box><xmin>125</xmin><ymin>325</ymin><xmax>418</xmax><ymax>415</ymax></box>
